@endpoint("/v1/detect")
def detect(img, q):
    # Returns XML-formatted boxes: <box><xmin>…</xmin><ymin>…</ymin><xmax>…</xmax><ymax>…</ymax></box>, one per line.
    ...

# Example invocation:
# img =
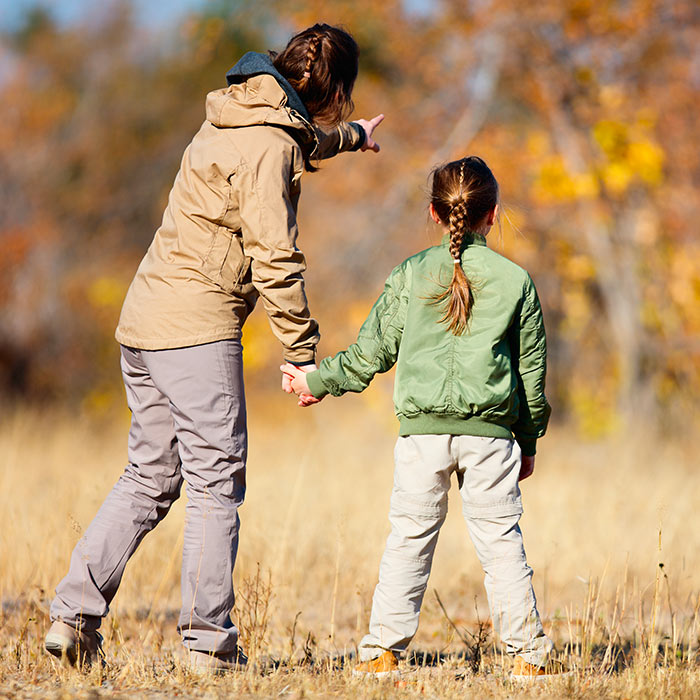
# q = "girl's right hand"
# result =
<box><xmin>519</xmin><ymin>455</ymin><xmax>535</xmax><ymax>481</ymax></box>
<box><xmin>280</xmin><ymin>364</ymin><xmax>322</xmax><ymax>407</ymax></box>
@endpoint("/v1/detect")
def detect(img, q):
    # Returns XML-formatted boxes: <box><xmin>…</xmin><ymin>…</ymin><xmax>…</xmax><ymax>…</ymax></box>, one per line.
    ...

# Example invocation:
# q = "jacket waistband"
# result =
<box><xmin>398</xmin><ymin>413</ymin><xmax>513</xmax><ymax>439</ymax></box>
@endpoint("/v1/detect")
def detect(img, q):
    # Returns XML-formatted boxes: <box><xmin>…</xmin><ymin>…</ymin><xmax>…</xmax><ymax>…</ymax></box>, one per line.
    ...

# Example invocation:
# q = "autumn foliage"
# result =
<box><xmin>0</xmin><ymin>0</ymin><xmax>698</xmax><ymax>435</ymax></box>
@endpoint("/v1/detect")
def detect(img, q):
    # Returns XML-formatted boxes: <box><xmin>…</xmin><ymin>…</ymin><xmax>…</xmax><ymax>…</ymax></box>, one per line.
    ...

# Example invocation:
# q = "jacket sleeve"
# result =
<box><xmin>305</xmin><ymin>264</ymin><xmax>408</xmax><ymax>399</ymax></box>
<box><xmin>313</xmin><ymin>122</ymin><xmax>366</xmax><ymax>160</ymax></box>
<box><xmin>236</xmin><ymin>143</ymin><xmax>319</xmax><ymax>364</ymax></box>
<box><xmin>509</xmin><ymin>274</ymin><xmax>551</xmax><ymax>456</ymax></box>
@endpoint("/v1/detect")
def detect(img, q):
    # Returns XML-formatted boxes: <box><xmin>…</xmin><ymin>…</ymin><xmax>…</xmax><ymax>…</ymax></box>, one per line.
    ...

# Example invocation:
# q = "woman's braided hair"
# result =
<box><xmin>273</xmin><ymin>24</ymin><xmax>358</xmax><ymax>128</ymax></box>
<box><xmin>299</xmin><ymin>34</ymin><xmax>321</xmax><ymax>88</ymax></box>
<box><xmin>428</xmin><ymin>156</ymin><xmax>499</xmax><ymax>335</ymax></box>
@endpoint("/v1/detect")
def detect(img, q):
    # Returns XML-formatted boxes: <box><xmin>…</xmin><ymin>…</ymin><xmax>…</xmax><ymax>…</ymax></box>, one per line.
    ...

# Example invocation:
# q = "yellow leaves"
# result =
<box><xmin>600</xmin><ymin>160</ymin><xmax>633</xmax><ymax>193</ymax></box>
<box><xmin>593</xmin><ymin>119</ymin><xmax>665</xmax><ymax>193</ymax></box>
<box><xmin>569</xmin><ymin>381</ymin><xmax>621</xmax><ymax>439</ymax></box>
<box><xmin>533</xmin><ymin>156</ymin><xmax>598</xmax><ymax>203</ymax></box>
<box><xmin>531</xmin><ymin>116</ymin><xmax>665</xmax><ymax>202</ymax></box>
<box><xmin>668</xmin><ymin>247</ymin><xmax>700</xmax><ymax>332</ymax></box>
<box><xmin>627</xmin><ymin>141</ymin><xmax>664</xmax><ymax>184</ymax></box>
<box><xmin>526</xmin><ymin>130</ymin><xmax>549</xmax><ymax>158</ymax></box>
<box><xmin>560</xmin><ymin>286</ymin><xmax>592</xmax><ymax>338</ymax></box>
<box><xmin>81</xmin><ymin>386</ymin><xmax>121</xmax><ymax>418</ymax></box>
<box><xmin>559</xmin><ymin>264</ymin><xmax>595</xmax><ymax>339</ymax></box>
<box><xmin>87</xmin><ymin>276</ymin><xmax>126</xmax><ymax>310</ymax></box>
<box><xmin>565</xmin><ymin>254</ymin><xmax>596</xmax><ymax>283</ymax></box>
<box><xmin>242</xmin><ymin>313</ymin><xmax>273</xmax><ymax>372</ymax></box>
<box><xmin>347</xmin><ymin>300</ymin><xmax>373</xmax><ymax>330</ymax></box>
<box><xmin>592</xmin><ymin>119</ymin><xmax>626</xmax><ymax>155</ymax></box>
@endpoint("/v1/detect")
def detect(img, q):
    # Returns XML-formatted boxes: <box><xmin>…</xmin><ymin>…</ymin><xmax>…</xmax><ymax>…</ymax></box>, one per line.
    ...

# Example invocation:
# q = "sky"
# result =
<box><xmin>0</xmin><ymin>0</ymin><xmax>208</xmax><ymax>31</ymax></box>
<box><xmin>0</xmin><ymin>0</ymin><xmax>435</xmax><ymax>32</ymax></box>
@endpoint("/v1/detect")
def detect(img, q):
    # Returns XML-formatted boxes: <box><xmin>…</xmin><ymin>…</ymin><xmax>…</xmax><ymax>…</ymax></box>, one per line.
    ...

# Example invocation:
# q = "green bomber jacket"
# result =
<box><xmin>305</xmin><ymin>233</ymin><xmax>551</xmax><ymax>456</ymax></box>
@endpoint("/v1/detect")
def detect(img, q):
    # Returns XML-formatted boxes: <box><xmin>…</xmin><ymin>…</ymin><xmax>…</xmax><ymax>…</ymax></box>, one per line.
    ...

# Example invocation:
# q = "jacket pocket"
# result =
<box><xmin>202</xmin><ymin>228</ymin><xmax>250</xmax><ymax>293</ymax></box>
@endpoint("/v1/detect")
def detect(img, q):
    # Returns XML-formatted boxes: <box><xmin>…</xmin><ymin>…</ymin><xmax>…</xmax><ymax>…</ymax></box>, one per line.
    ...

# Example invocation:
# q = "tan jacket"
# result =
<box><xmin>115</xmin><ymin>74</ymin><xmax>363</xmax><ymax>363</ymax></box>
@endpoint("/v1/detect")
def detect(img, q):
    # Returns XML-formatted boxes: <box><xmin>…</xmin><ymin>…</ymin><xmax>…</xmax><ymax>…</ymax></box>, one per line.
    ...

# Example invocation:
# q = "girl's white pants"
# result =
<box><xmin>359</xmin><ymin>434</ymin><xmax>553</xmax><ymax>667</ymax></box>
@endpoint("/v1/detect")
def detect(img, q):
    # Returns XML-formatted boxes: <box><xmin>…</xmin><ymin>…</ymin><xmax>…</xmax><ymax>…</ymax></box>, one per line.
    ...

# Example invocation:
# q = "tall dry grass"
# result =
<box><xmin>0</xmin><ymin>383</ymin><xmax>698</xmax><ymax>697</ymax></box>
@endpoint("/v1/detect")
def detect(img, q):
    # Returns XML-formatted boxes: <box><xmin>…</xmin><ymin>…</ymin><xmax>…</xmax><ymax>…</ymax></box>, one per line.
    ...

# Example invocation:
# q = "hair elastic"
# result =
<box><xmin>454</xmin><ymin>259</ymin><xmax>461</xmax><ymax>264</ymax></box>
<box><xmin>303</xmin><ymin>71</ymin><xmax>311</xmax><ymax>78</ymax></box>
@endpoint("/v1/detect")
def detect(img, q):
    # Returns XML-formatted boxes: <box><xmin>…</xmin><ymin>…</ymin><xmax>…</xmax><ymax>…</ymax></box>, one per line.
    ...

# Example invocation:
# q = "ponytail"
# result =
<box><xmin>428</xmin><ymin>157</ymin><xmax>498</xmax><ymax>335</ymax></box>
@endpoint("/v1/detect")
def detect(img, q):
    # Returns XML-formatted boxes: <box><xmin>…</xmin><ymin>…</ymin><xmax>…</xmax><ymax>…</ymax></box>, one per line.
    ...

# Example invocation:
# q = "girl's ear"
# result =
<box><xmin>486</xmin><ymin>204</ymin><xmax>498</xmax><ymax>227</ymax></box>
<box><xmin>429</xmin><ymin>202</ymin><xmax>441</xmax><ymax>224</ymax></box>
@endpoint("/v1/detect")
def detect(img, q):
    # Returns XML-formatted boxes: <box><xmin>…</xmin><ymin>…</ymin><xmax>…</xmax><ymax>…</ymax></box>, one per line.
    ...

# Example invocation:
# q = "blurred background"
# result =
<box><xmin>1</xmin><ymin>2</ymin><xmax>700</xmax><ymax>673</ymax></box>
<box><xmin>0</xmin><ymin>0</ymin><xmax>698</xmax><ymax>437</ymax></box>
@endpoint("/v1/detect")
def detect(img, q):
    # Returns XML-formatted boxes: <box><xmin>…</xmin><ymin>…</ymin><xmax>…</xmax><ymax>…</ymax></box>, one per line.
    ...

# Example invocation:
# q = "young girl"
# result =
<box><xmin>284</xmin><ymin>156</ymin><xmax>562</xmax><ymax>679</ymax></box>
<box><xmin>45</xmin><ymin>24</ymin><xmax>383</xmax><ymax>672</ymax></box>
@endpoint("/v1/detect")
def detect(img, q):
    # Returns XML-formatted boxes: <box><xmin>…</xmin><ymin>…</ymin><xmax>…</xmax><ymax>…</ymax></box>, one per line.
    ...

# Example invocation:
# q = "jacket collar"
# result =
<box><xmin>440</xmin><ymin>232</ymin><xmax>488</xmax><ymax>248</ymax></box>
<box><xmin>225</xmin><ymin>52</ymin><xmax>311</xmax><ymax>123</ymax></box>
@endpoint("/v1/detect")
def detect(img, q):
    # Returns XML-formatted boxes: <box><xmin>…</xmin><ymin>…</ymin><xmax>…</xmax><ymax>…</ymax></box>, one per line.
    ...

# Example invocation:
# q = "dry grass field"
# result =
<box><xmin>1</xmin><ymin>385</ymin><xmax>699</xmax><ymax>698</ymax></box>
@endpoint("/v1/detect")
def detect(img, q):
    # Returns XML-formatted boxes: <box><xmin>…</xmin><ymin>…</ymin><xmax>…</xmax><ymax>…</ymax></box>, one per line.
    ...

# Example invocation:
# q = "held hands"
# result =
<box><xmin>355</xmin><ymin>114</ymin><xmax>385</xmax><ymax>153</ymax></box>
<box><xmin>280</xmin><ymin>363</ymin><xmax>322</xmax><ymax>407</ymax></box>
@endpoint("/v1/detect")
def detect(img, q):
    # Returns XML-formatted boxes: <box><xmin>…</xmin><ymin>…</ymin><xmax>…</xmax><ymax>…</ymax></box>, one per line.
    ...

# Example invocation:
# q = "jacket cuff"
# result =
<box><xmin>306</xmin><ymin>370</ymin><xmax>329</xmax><ymax>399</ymax></box>
<box><xmin>515</xmin><ymin>436</ymin><xmax>537</xmax><ymax>457</ymax></box>
<box><xmin>349</xmin><ymin>122</ymin><xmax>366</xmax><ymax>151</ymax></box>
<box><xmin>283</xmin><ymin>349</ymin><xmax>316</xmax><ymax>365</ymax></box>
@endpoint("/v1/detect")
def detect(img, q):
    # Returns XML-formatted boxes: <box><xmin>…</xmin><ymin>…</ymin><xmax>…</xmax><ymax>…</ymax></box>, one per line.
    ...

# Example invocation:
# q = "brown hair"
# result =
<box><xmin>429</xmin><ymin>156</ymin><xmax>499</xmax><ymax>335</ymax></box>
<box><xmin>272</xmin><ymin>24</ymin><xmax>358</xmax><ymax>128</ymax></box>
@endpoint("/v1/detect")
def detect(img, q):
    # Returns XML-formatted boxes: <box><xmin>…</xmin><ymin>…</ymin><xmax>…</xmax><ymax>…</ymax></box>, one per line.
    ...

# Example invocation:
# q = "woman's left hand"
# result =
<box><xmin>356</xmin><ymin>114</ymin><xmax>385</xmax><ymax>153</ymax></box>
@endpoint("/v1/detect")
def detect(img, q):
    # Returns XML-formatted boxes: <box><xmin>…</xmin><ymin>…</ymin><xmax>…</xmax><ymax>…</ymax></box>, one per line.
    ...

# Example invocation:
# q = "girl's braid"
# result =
<box><xmin>428</xmin><ymin>156</ymin><xmax>498</xmax><ymax>335</ymax></box>
<box><xmin>300</xmin><ymin>34</ymin><xmax>321</xmax><ymax>86</ymax></box>
<box><xmin>448</xmin><ymin>160</ymin><xmax>469</xmax><ymax>262</ymax></box>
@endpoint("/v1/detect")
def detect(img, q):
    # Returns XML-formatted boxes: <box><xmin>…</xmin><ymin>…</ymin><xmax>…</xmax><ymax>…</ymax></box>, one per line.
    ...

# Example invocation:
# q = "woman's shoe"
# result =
<box><xmin>187</xmin><ymin>647</ymin><xmax>248</xmax><ymax>674</ymax></box>
<box><xmin>44</xmin><ymin>620</ymin><xmax>104</xmax><ymax>668</ymax></box>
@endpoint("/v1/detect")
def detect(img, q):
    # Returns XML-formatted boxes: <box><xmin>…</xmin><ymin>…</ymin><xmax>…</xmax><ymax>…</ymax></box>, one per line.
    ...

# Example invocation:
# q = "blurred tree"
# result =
<box><xmin>0</xmin><ymin>0</ymin><xmax>697</xmax><ymax>435</ymax></box>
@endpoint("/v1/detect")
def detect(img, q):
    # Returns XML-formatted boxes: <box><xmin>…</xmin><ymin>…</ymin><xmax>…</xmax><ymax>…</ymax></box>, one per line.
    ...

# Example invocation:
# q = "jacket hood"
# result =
<box><xmin>205</xmin><ymin>76</ymin><xmax>314</xmax><ymax>146</ymax></box>
<box><xmin>225</xmin><ymin>51</ymin><xmax>311</xmax><ymax>122</ymax></box>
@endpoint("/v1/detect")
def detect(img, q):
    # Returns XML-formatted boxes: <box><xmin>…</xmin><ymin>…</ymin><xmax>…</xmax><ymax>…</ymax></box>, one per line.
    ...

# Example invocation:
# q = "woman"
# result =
<box><xmin>45</xmin><ymin>23</ymin><xmax>383</xmax><ymax>672</ymax></box>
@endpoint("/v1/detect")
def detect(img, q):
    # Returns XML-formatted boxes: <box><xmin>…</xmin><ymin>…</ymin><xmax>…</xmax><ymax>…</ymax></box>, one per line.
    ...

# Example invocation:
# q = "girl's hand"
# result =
<box><xmin>281</xmin><ymin>362</ymin><xmax>316</xmax><ymax>393</ymax></box>
<box><xmin>519</xmin><ymin>455</ymin><xmax>535</xmax><ymax>481</ymax></box>
<box><xmin>280</xmin><ymin>364</ymin><xmax>322</xmax><ymax>407</ymax></box>
<box><xmin>355</xmin><ymin>114</ymin><xmax>385</xmax><ymax>153</ymax></box>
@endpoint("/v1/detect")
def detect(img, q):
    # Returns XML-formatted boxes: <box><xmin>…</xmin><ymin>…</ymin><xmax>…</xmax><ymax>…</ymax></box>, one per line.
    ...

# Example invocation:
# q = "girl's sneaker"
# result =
<box><xmin>44</xmin><ymin>620</ymin><xmax>104</xmax><ymax>668</ymax></box>
<box><xmin>511</xmin><ymin>655</ymin><xmax>571</xmax><ymax>681</ymax></box>
<box><xmin>353</xmin><ymin>650</ymin><xmax>400</xmax><ymax>678</ymax></box>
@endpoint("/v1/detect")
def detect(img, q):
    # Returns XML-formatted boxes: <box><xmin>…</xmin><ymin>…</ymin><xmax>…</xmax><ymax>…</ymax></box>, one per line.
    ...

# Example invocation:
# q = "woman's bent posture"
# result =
<box><xmin>46</xmin><ymin>24</ymin><xmax>383</xmax><ymax>673</ymax></box>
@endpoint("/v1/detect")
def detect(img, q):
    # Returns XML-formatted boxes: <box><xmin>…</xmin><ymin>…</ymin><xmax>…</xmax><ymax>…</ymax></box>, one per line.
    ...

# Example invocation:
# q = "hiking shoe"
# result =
<box><xmin>353</xmin><ymin>650</ymin><xmax>400</xmax><ymax>678</ymax></box>
<box><xmin>511</xmin><ymin>655</ymin><xmax>570</xmax><ymax>681</ymax></box>
<box><xmin>187</xmin><ymin>647</ymin><xmax>248</xmax><ymax>674</ymax></box>
<box><xmin>45</xmin><ymin>620</ymin><xmax>104</xmax><ymax>668</ymax></box>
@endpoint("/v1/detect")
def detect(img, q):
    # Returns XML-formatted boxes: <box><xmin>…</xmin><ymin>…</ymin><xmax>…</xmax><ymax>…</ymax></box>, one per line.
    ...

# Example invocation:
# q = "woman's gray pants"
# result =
<box><xmin>50</xmin><ymin>340</ymin><xmax>247</xmax><ymax>654</ymax></box>
<box><xmin>359</xmin><ymin>435</ymin><xmax>553</xmax><ymax>666</ymax></box>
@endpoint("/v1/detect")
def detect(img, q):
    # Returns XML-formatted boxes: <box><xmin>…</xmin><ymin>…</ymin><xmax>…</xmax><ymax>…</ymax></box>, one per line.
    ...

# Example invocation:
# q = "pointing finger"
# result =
<box><xmin>370</xmin><ymin>114</ymin><xmax>385</xmax><ymax>128</ymax></box>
